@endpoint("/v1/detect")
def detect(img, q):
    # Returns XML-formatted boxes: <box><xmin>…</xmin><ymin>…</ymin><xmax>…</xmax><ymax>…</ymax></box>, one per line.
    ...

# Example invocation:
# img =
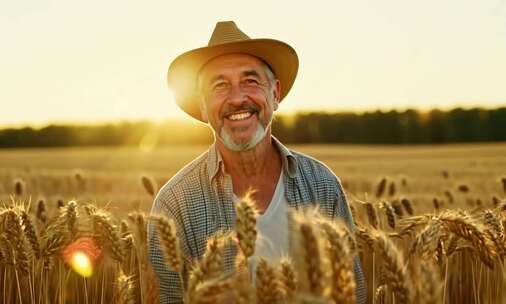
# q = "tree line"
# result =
<box><xmin>0</xmin><ymin>107</ymin><xmax>505</xmax><ymax>148</ymax></box>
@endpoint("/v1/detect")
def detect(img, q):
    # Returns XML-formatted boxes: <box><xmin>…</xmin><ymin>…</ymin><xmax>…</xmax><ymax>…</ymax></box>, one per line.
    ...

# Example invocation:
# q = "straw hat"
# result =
<box><xmin>167</xmin><ymin>21</ymin><xmax>299</xmax><ymax>122</ymax></box>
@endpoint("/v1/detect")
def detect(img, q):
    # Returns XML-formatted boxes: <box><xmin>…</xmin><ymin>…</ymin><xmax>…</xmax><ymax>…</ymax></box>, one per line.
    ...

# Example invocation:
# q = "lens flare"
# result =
<box><xmin>71</xmin><ymin>251</ymin><xmax>93</xmax><ymax>277</ymax></box>
<box><xmin>62</xmin><ymin>237</ymin><xmax>102</xmax><ymax>278</ymax></box>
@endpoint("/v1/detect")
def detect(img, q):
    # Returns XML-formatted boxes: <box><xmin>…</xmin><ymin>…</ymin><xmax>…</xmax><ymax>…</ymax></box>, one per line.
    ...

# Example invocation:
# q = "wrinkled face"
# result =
<box><xmin>198</xmin><ymin>53</ymin><xmax>280</xmax><ymax>151</ymax></box>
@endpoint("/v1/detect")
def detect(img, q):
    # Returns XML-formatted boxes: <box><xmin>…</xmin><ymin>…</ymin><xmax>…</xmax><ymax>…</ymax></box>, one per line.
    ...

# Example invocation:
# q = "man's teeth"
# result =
<box><xmin>228</xmin><ymin>112</ymin><xmax>253</xmax><ymax>121</ymax></box>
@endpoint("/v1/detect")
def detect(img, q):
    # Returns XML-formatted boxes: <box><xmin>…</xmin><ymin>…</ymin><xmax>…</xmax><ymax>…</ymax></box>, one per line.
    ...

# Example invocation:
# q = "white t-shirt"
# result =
<box><xmin>232</xmin><ymin>169</ymin><xmax>289</xmax><ymax>276</ymax></box>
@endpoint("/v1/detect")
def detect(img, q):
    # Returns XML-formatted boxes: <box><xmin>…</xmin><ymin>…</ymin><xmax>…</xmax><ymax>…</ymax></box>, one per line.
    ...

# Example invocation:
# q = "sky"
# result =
<box><xmin>1</xmin><ymin>0</ymin><xmax>506</xmax><ymax>127</ymax></box>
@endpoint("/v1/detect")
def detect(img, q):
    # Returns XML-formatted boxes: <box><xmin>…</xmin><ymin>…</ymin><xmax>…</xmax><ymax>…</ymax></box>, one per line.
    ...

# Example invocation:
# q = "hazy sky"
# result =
<box><xmin>1</xmin><ymin>0</ymin><xmax>506</xmax><ymax>126</ymax></box>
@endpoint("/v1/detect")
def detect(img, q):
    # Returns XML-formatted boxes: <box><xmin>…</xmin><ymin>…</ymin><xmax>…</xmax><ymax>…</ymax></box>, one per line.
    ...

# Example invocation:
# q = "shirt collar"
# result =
<box><xmin>207</xmin><ymin>136</ymin><xmax>298</xmax><ymax>183</ymax></box>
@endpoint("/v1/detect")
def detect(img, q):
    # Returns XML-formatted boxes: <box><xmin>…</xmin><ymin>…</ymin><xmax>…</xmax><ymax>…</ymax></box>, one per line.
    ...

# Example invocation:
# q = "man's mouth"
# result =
<box><xmin>225</xmin><ymin>111</ymin><xmax>257</xmax><ymax>121</ymax></box>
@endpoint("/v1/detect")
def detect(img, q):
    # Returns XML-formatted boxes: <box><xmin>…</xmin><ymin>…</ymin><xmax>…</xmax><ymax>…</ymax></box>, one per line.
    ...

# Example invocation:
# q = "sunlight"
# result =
<box><xmin>70</xmin><ymin>251</ymin><xmax>93</xmax><ymax>277</ymax></box>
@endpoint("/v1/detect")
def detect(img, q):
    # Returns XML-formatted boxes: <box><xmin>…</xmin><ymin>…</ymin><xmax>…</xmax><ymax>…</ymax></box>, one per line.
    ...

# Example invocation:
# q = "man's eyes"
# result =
<box><xmin>209</xmin><ymin>78</ymin><xmax>260</xmax><ymax>92</ymax></box>
<box><xmin>244</xmin><ymin>78</ymin><xmax>259</xmax><ymax>85</ymax></box>
<box><xmin>212</xmin><ymin>82</ymin><xmax>228</xmax><ymax>90</ymax></box>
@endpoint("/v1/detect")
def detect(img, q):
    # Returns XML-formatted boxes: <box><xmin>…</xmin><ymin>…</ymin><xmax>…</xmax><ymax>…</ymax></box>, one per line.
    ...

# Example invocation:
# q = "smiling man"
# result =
<box><xmin>148</xmin><ymin>21</ymin><xmax>366</xmax><ymax>304</ymax></box>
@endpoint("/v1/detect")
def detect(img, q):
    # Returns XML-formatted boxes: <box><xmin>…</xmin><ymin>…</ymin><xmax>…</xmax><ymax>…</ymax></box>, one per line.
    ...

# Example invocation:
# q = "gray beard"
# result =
<box><xmin>219</xmin><ymin>122</ymin><xmax>267</xmax><ymax>152</ymax></box>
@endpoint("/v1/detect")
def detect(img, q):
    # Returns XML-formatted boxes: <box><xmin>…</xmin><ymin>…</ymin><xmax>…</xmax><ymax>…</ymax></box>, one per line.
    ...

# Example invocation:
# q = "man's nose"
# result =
<box><xmin>226</xmin><ymin>83</ymin><xmax>247</xmax><ymax>105</ymax></box>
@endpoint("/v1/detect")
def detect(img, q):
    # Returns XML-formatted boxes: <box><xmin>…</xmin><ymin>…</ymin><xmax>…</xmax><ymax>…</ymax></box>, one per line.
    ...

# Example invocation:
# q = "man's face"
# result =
<box><xmin>198</xmin><ymin>53</ymin><xmax>280</xmax><ymax>151</ymax></box>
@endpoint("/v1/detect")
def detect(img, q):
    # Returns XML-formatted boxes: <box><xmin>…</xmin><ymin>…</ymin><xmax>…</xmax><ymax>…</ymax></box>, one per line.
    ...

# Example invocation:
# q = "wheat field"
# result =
<box><xmin>0</xmin><ymin>142</ymin><xmax>505</xmax><ymax>303</ymax></box>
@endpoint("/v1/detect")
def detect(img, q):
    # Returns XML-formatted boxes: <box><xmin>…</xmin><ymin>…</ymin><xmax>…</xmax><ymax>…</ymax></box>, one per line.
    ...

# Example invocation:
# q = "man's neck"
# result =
<box><xmin>216</xmin><ymin>133</ymin><xmax>279</xmax><ymax>179</ymax></box>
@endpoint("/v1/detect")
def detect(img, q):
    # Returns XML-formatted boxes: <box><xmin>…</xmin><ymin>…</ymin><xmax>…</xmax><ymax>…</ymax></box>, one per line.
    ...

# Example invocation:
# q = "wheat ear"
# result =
<box><xmin>92</xmin><ymin>212</ymin><xmax>125</xmax><ymax>264</ymax></box>
<box><xmin>116</xmin><ymin>270</ymin><xmax>135</xmax><ymax>304</ymax></box>
<box><xmin>372</xmin><ymin>230</ymin><xmax>412</xmax><ymax>304</ymax></box>
<box><xmin>187</xmin><ymin>232</ymin><xmax>228</xmax><ymax>296</ymax></box>
<box><xmin>319</xmin><ymin>220</ymin><xmax>355</xmax><ymax>304</ymax></box>
<box><xmin>20</xmin><ymin>209</ymin><xmax>41</xmax><ymax>258</ymax></box>
<box><xmin>141</xmin><ymin>175</ymin><xmax>157</xmax><ymax>197</ymax></box>
<box><xmin>439</xmin><ymin>210</ymin><xmax>495</xmax><ymax>269</ymax></box>
<box><xmin>234</xmin><ymin>191</ymin><xmax>258</xmax><ymax>259</ymax></box>
<box><xmin>153</xmin><ymin>215</ymin><xmax>182</xmax><ymax>273</ymax></box>
<box><xmin>256</xmin><ymin>258</ymin><xmax>283</xmax><ymax>304</ymax></box>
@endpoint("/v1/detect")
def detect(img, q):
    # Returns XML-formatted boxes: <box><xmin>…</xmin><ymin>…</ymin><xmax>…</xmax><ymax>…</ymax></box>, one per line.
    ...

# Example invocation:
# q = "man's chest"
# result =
<box><xmin>231</xmin><ymin>173</ymin><xmax>281</xmax><ymax>214</ymax></box>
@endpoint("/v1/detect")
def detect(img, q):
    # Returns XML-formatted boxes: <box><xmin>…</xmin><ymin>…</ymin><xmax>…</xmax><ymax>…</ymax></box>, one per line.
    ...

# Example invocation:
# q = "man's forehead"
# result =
<box><xmin>199</xmin><ymin>53</ymin><xmax>267</xmax><ymax>78</ymax></box>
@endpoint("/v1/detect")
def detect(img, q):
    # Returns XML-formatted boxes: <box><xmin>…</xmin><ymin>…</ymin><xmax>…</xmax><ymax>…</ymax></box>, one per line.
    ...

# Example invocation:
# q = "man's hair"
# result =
<box><xmin>262</xmin><ymin>62</ymin><xmax>276</xmax><ymax>86</ymax></box>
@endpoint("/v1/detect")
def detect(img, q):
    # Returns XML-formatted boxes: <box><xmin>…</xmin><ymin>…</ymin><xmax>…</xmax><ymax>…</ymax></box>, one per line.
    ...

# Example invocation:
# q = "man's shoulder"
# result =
<box><xmin>154</xmin><ymin>150</ymin><xmax>210</xmax><ymax>207</ymax></box>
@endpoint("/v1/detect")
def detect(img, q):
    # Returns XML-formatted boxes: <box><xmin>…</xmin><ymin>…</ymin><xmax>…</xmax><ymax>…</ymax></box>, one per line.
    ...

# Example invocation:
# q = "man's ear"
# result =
<box><xmin>273</xmin><ymin>79</ymin><xmax>281</xmax><ymax>111</ymax></box>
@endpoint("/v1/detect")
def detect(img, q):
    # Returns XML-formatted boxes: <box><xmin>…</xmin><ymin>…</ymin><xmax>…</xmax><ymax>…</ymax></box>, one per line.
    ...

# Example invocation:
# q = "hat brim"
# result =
<box><xmin>167</xmin><ymin>38</ymin><xmax>299</xmax><ymax>122</ymax></box>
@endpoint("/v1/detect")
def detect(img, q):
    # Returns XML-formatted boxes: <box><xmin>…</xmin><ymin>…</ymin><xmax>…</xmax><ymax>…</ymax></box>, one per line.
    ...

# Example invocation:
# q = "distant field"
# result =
<box><xmin>1</xmin><ymin>143</ymin><xmax>505</xmax><ymax>215</ymax></box>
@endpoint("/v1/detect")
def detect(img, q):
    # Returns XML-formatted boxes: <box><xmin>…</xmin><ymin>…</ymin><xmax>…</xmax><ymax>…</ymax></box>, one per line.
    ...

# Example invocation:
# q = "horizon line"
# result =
<box><xmin>1</xmin><ymin>104</ymin><xmax>505</xmax><ymax>129</ymax></box>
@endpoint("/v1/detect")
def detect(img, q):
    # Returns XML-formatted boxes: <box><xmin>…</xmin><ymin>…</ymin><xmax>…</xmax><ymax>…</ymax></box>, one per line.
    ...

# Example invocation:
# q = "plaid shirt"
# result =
<box><xmin>148</xmin><ymin>137</ymin><xmax>366</xmax><ymax>304</ymax></box>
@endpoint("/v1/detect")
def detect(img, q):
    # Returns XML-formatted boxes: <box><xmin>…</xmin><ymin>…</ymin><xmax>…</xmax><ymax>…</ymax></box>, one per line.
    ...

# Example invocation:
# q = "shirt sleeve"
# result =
<box><xmin>148</xmin><ymin>191</ymin><xmax>186</xmax><ymax>304</ymax></box>
<box><xmin>334</xmin><ymin>177</ymin><xmax>367</xmax><ymax>304</ymax></box>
